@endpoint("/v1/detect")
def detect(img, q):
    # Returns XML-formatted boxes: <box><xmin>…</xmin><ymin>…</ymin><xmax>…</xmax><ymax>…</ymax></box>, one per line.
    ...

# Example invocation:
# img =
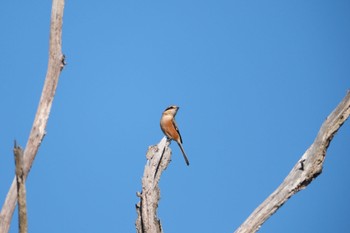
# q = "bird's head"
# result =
<box><xmin>163</xmin><ymin>105</ymin><xmax>179</xmax><ymax>116</ymax></box>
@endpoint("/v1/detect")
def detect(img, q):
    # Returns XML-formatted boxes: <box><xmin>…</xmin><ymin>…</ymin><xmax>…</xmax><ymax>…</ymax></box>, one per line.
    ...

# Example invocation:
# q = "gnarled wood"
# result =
<box><xmin>135</xmin><ymin>137</ymin><xmax>172</xmax><ymax>233</ymax></box>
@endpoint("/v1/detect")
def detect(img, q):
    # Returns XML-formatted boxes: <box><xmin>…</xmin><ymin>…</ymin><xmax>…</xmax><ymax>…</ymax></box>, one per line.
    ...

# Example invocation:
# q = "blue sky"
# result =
<box><xmin>1</xmin><ymin>1</ymin><xmax>350</xmax><ymax>232</ymax></box>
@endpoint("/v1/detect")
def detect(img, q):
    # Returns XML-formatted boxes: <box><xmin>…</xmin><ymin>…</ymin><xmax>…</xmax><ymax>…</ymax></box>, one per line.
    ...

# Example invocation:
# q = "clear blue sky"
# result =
<box><xmin>1</xmin><ymin>1</ymin><xmax>350</xmax><ymax>233</ymax></box>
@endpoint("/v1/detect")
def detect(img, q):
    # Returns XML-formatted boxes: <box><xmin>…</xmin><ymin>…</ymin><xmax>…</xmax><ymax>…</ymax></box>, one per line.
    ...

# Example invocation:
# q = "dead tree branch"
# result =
<box><xmin>234</xmin><ymin>91</ymin><xmax>350</xmax><ymax>233</ymax></box>
<box><xmin>135</xmin><ymin>137</ymin><xmax>172</xmax><ymax>233</ymax></box>
<box><xmin>13</xmin><ymin>142</ymin><xmax>27</xmax><ymax>233</ymax></box>
<box><xmin>0</xmin><ymin>0</ymin><xmax>65</xmax><ymax>232</ymax></box>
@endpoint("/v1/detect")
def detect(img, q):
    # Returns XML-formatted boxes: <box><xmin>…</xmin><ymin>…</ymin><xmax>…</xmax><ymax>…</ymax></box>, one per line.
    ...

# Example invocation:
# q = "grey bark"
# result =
<box><xmin>135</xmin><ymin>137</ymin><xmax>172</xmax><ymax>233</ymax></box>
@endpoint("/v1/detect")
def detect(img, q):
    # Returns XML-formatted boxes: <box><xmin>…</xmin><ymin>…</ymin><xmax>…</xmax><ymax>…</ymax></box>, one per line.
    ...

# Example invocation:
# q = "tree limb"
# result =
<box><xmin>234</xmin><ymin>91</ymin><xmax>350</xmax><ymax>233</ymax></box>
<box><xmin>135</xmin><ymin>137</ymin><xmax>172</xmax><ymax>233</ymax></box>
<box><xmin>0</xmin><ymin>1</ymin><xmax>65</xmax><ymax>232</ymax></box>
<box><xmin>13</xmin><ymin>142</ymin><xmax>27</xmax><ymax>233</ymax></box>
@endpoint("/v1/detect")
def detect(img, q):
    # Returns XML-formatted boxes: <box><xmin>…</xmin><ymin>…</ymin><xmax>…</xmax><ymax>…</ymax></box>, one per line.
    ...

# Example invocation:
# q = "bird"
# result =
<box><xmin>160</xmin><ymin>105</ymin><xmax>190</xmax><ymax>166</ymax></box>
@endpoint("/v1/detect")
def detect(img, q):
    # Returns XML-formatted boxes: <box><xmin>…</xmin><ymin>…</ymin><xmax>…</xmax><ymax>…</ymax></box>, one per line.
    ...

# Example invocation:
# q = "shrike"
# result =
<box><xmin>160</xmin><ymin>105</ymin><xmax>190</xmax><ymax>166</ymax></box>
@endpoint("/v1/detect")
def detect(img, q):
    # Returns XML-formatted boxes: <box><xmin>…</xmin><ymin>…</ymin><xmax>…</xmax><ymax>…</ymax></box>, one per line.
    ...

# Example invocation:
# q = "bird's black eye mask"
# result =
<box><xmin>165</xmin><ymin>106</ymin><xmax>175</xmax><ymax>111</ymax></box>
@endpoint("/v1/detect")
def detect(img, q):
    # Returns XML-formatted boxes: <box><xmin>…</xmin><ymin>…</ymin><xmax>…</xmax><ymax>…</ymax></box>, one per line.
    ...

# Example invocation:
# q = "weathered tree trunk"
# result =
<box><xmin>0</xmin><ymin>1</ymin><xmax>65</xmax><ymax>232</ymax></box>
<box><xmin>135</xmin><ymin>137</ymin><xmax>172</xmax><ymax>233</ymax></box>
<box><xmin>234</xmin><ymin>91</ymin><xmax>350</xmax><ymax>233</ymax></box>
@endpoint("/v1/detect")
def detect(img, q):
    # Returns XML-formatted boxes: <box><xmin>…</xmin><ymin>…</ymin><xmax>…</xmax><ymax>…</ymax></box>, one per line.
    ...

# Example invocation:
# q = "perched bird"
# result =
<box><xmin>160</xmin><ymin>105</ymin><xmax>190</xmax><ymax>166</ymax></box>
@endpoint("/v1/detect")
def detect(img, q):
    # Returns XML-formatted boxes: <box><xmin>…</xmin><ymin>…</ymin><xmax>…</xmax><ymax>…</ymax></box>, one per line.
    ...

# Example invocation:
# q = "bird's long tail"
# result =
<box><xmin>177</xmin><ymin>142</ymin><xmax>190</xmax><ymax>166</ymax></box>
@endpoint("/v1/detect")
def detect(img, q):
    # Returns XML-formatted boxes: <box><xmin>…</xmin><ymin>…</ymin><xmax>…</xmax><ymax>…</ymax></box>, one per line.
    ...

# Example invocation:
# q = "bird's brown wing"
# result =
<box><xmin>172</xmin><ymin>119</ymin><xmax>183</xmax><ymax>143</ymax></box>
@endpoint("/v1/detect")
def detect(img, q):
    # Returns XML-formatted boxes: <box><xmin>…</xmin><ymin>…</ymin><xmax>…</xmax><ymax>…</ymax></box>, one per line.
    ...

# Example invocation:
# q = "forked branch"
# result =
<box><xmin>0</xmin><ymin>0</ymin><xmax>65</xmax><ymax>232</ymax></box>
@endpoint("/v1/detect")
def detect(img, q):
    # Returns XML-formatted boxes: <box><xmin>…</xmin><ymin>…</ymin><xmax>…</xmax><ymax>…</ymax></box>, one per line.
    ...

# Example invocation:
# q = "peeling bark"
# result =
<box><xmin>135</xmin><ymin>137</ymin><xmax>172</xmax><ymax>233</ymax></box>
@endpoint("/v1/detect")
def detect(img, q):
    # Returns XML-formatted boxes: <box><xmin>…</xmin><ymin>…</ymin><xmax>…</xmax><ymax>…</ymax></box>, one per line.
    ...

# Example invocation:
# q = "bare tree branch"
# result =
<box><xmin>135</xmin><ymin>137</ymin><xmax>172</xmax><ymax>233</ymax></box>
<box><xmin>0</xmin><ymin>0</ymin><xmax>65</xmax><ymax>232</ymax></box>
<box><xmin>13</xmin><ymin>142</ymin><xmax>27</xmax><ymax>233</ymax></box>
<box><xmin>234</xmin><ymin>91</ymin><xmax>350</xmax><ymax>233</ymax></box>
